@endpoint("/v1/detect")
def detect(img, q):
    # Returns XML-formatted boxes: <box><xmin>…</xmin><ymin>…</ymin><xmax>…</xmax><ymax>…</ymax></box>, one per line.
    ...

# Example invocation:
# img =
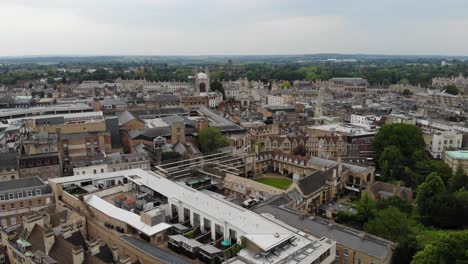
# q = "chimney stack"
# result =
<box><xmin>44</xmin><ymin>229</ymin><xmax>55</xmax><ymax>255</ymax></box>
<box><xmin>72</xmin><ymin>246</ymin><xmax>84</xmax><ymax>264</ymax></box>
<box><xmin>88</xmin><ymin>239</ymin><xmax>101</xmax><ymax>256</ymax></box>
<box><xmin>119</xmin><ymin>255</ymin><xmax>132</xmax><ymax>264</ymax></box>
<box><xmin>111</xmin><ymin>245</ymin><xmax>119</xmax><ymax>262</ymax></box>
<box><xmin>61</xmin><ymin>219</ymin><xmax>73</xmax><ymax>239</ymax></box>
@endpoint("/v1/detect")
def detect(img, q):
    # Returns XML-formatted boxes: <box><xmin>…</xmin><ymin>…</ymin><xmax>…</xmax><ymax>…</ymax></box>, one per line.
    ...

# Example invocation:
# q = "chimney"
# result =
<box><xmin>72</xmin><ymin>246</ymin><xmax>84</xmax><ymax>264</ymax></box>
<box><xmin>44</xmin><ymin>229</ymin><xmax>55</xmax><ymax>255</ymax></box>
<box><xmin>337</xmin><ymin>156</ymin><xmax>343</xmax><ymax>176</ymax></box>
<box><xmin>61</xmin><ymin>220</ymin><xmax>73</xmax><ymax>239</ymax></box>
<box><xmin>22</xmin><ymin>213</ymin><xmax>45</xmax><ymax>232</ymax></box>
<box><xmin>88</xmin><ymin>239</ymin><xmax>101</xmax><ymax>256</ymax></box>
<box><xmin>111</xmin><ymin>245</ymin><xmax>119</xmax><ymax>262</ymax></box>
<box><xmin>119</xmin><ymin>255</ymin><xmax>132</xmax><ymax>264</ymax></box>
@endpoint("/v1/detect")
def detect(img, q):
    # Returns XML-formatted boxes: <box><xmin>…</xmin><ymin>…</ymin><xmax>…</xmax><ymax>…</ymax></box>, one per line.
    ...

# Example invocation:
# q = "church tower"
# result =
<box><xmin>194</xmin><ymin>67</ymin><xmax>210</xmax><ymax>96</ymax></box>
<box><xmin>314</xmin><ymin>87</ymin><xmax>323</xmax><ymax>118</ymax></box>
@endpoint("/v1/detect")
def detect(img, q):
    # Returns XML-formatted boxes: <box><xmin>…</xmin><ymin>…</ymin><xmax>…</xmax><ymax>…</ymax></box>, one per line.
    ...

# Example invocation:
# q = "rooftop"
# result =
<box><xmin>446</xmin><ymin>150</ymin><xmax>468</xmax><ymax>160</ymax></box>
<box><xmin>254</xmin><ymin>204</ymin><xmax>394</xmax><ymax>260</ymax></box>
<box><xmin>85</xmin><ymin>194</ymin><xmax>171</xmax><ymax>236</ymax></box>
<box><xmin>50</xmin><ymin>169</ymin><xmax>321</xmax><ymax>253</ymax></box>
<box><xmin>0</xmin><ymin>176</ymin><xmax>45</xmax><ymax>192</ymax></box>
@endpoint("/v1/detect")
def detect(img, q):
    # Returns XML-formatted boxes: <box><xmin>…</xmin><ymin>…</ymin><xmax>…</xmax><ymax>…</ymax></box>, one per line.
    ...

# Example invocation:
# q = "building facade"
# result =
<box><xmin>0</xmin><ymin>177</ymin><xmax>55</xmax><ymax>228</ymax></box>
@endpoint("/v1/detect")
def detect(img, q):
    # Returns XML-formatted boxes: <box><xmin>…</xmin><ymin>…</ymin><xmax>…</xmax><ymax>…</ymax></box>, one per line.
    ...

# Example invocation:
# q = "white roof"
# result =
<box><xmin>85</xmin><ymin>194</ymin><xmax>171</xmax><ymax>236</ymax></box>
<box><xmin>53</xmin><ymin>169</ymin><xmax>295</xmax><ymax>251</ymax></box>
<box><xmin>129</xmin><ymin>170</ymin><xmax>294</xmax><ymax>251</ymax></box>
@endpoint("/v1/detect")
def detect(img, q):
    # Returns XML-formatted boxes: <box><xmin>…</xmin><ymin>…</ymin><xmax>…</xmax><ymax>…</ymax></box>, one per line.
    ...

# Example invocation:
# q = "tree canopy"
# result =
<box><xmin>379</xmin><ymin>146</ymin><xmax>405</xmax><ymax>181</ymax></box>
<box><xmin>411</xmin><ymin>231</ymin><xmax>468</xmax><ymax>264</ymax></box>
<box><xmin>444</xmin><ymin>84</ymin><xmax>459</xmax><ymax>95</ymax></box>
<box><xmin>364</xmin><ymin>207</ymin><xmax>421</xmax><ymax>264</ymax></box>
<box><xmin>198</xmin><ymin>127</ymin><xmax>228</xmax><ymax>153</ymax></box>
<box><xmin>373</xmin><ymin>123</ymin><xmax>425</xmax><ymax>166</ymax></box>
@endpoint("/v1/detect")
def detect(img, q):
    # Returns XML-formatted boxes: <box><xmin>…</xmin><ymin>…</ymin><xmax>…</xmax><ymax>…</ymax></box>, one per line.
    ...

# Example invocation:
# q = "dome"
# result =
<box><xmin>197</xmin><ymin>72</ymin><xmax>208</xmax><ymax>79</ymax></box>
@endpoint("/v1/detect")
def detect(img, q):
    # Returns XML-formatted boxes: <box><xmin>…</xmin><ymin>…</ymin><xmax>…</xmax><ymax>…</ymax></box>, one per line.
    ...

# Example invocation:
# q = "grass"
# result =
<box><xmin>254</xmin><ymin>178</ymin><xmax>292</xmax><ymax>190</ymax></box>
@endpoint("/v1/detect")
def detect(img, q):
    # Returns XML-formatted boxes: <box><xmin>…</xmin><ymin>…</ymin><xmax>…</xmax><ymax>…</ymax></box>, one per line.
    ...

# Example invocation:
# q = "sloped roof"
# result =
<box><xmin>118</xmin><ymin>111</ymin><xmax>142</xmax><ymax>125</ymax></box>
<box><xmin>297</xmin><ymin>168</ymin><xmax>334</xmax><ymax>195</ymax></box>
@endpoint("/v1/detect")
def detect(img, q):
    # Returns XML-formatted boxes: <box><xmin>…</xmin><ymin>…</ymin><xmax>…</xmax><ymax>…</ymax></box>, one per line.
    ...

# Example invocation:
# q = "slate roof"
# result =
<box><xmin>117</xmin><ymin>111</ymin><xmax>141</xmax><ymax>125</ymax></box>
<box><xmin>0</xmin><ymin>176</ymin><xmax>44</xmax><ymax>192</ymax></box>
<box><xmin>0</xmin><ymin>152</ymin><xmax>18</xmax><ymax>171</ymax></box>
<box><xmin>25</xmin><ymin>224</ymin><xmax>110</xmax><ymax>264</ymax></box>
<box><xmin>254</xmin><ymin>204</ymin><xmax>395</xmax><ymax>260</ymax></box>
<box><xmin>296</xmin><ymin>168</ymin><xmax>333</xmax><ymax>195</ymax></box>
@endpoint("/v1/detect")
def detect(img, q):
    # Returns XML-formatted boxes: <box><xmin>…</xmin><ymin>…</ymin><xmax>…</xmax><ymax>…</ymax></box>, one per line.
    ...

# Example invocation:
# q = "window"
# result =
<box><xmin>356</xmin><ymin>258</ymin><xmax>361</xmax><ymax>264</ymax></box>
<box><xmin>101</xmin><ymin>169</ymin><xmax>104</xmax><ymax>173</ymax></box>
<box><xmin>344</xmin><ymin>249</ymin><xmax>349</xmax><ymax>257</ymax></box>
<box><xmin>17</xmin><ymin>192</ymin><xmax>23</xmax><ymax>199</ymax></box>
<box><xmin>93</xmin><ymin>170</ymin><xmax>97</xmax><ymax>174</ymax></box>
<box><xmin>8</xmin><ymin>193</ymin><xmax>13</xmax><ymax>200</ymax></box>
<box><xmin>35</xmin><ymin>189</ymin><xmax>41</xmax><ymax>195</ymax></box>
<box><xmin>0</xmin><ymin>195</ymin><xmax>4</xmax><ymax>201</ymax></box>
<box><xmin>19</xmin><ymin>202</ymin><xmax>24</xmax><ymax>208</ymax></box>
<box><xmin>29</xmin><ymin>200</ymin><xmax>33</xmax><ymax>207</ymax></box>
<box><xmin>1</xmin><ymin>205</ymin><xmax>5</xmax><ymax>211</ymax></box>
<box><xmin>27</xmin><ymin>191</ymin><xmax>32</xmax><ymax>197</ymax></box>
<box><xmin>37</xmin><ymin>199</ymin><xmax>42</xmax><ymax>205</ymax></box>
<box><xmin>10</xmin><ymin>203</ymin><xmax>15</xmax><ymax>209</ymax></box>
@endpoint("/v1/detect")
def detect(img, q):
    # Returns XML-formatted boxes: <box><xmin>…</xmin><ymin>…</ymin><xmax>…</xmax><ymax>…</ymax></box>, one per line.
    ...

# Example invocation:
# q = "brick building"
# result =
<box><xmin>0</xmin><ymin>177</ymin><xmax>55</xmax><ymax>228</ymax></box>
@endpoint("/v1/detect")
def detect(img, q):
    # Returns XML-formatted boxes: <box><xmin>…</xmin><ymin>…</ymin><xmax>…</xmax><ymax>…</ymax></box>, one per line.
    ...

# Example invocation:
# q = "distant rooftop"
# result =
<box><xmin>446</xmin><ymin>150</ymin><xmax>468</xmax><ymax>160</ymax></box>
<box><xmin>0</xmin><ymin>176</ymin><xmax>45</xmax><ymax>192</ymax></box>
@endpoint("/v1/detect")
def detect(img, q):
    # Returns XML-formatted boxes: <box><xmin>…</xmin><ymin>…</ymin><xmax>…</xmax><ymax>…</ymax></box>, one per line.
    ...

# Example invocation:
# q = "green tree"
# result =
<box><xmin>292</xmin><ymin>144</ymin><xmax>307</xmax><ymax>157</ymax></box>
<box><xmin>198</xmin><ymin>127</ymin><xmax>228</xmax><ymax>153</ymax></box>
<box><xmin>402</xmin><ymin>89</ymin><xmax>413</xmax><ymax>96</ymax></box>
<box><xmin>364</xmin><ymin>207</ymin><xmax>421</xmax><ymax>264</ymax></box>
<box><xmin>210</xmin><ymin>80</ymin><xmax>225</xmax><ymax>97</ymax></box>
<box><xmin>444</xmin><ymin>84</ymin><xmax>459</xmax><ymax>95</ymax></box>
<box><xmin>375</xmin><ymin>196</ymin><xmax>413</xmax><ymax>214</ymax></box>
<box><xmin>279</xmin><ymin>80</ymin><xmax>291</xmax><ymax>89</ymax></box>
<box><xmin>373</xmin><ymin>123</ymin><xmax>425</xmax><ymax>166</ymax></box>
<box><xmin>355</xmin><ymin>194</ymin><xmax>376</xmax><ymax>224</ymax></box>
<box><xmin>416</xmin><ymin>173</ymin><xmax>446</xmax><ymax>224</ymax></box>
<box><xmin>412</xmin><ymin>231</ymin><xmax>468</xmax><ymax>264</ymax></box>
<box><xmin>449</xmin><ymin>168</ymin><xmax>468</xmax><ymax>192</ymax></box>
<box><xmin>379</xmin><ymin>146</ymin><xmax>405</xmax><ymax>181</ymax></box>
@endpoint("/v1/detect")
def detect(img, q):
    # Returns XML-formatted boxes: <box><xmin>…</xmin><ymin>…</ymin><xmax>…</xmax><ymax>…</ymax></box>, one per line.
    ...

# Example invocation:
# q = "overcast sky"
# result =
<box><xmin>0</xmin><ymin>0</ymin><xmax>467</xmax><ymax>56</ymax></box>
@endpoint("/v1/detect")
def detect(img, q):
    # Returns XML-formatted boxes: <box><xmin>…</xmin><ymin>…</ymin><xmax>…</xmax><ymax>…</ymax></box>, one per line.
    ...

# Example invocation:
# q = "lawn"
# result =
<box><xmin>254</xmin><ymin>178</ymin><xmax>292</xmax><ymax>190</ymax></box>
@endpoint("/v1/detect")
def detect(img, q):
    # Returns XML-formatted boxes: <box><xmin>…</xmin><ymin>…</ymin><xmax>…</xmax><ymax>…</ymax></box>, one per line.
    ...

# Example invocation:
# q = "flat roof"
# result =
<box><xmin>121</xmin><ymin>235</ymin><xmax>193</xmax><ymax>264</ymax></box>
<box><xmin>51</xmin><ymin>169</ymin><xmax>301</xmax><ymax>252</ymax></box>
<box><xmin>254</xmin><ymin>204</ymin><xmax>393</xmax><ymax>259</ymax></box>
<box><xmin>85</xmin><ymin>195</ymin><xmax>171</xmax><ymax>236</ymax></box>
<box><xmin>308</xmin><ymin>123</ymin><xmax>376</xmax><ymax>136</ymax></box>
<box><xmin>446</xmin><ymin>150</ymin><xmax>468</xmax><ymax>160</ymax></box>
<box><xmin>0</xmin><ymin>103</ymin><xmax>93</xmax><ymax>118</ymax></box>
<box><xmin>8</xmin><ymin>111</ymin><xmax>103</xmax><ymax>124</ymax></box>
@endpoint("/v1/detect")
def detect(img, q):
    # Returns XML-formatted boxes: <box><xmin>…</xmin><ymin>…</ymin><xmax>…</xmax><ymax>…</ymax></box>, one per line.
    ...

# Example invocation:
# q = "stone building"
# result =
<box><xmin>0</xmin><ymin>152</ymin><xmax>19</xmax><ymax>182</ymax></box>
<box><xmin>0</xmin><ymin>177</ymin><xmax>55</xmax><ymax>227</ymax></box>
<box><xmin>263</xmin><ymin>135</ymin><xmax>347</xmax><ymax>158</ymax></box>
<box><xmin>18</xmin><ymin>132</ymin><xmax>62</xmax><ymax>180</ymax></box>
